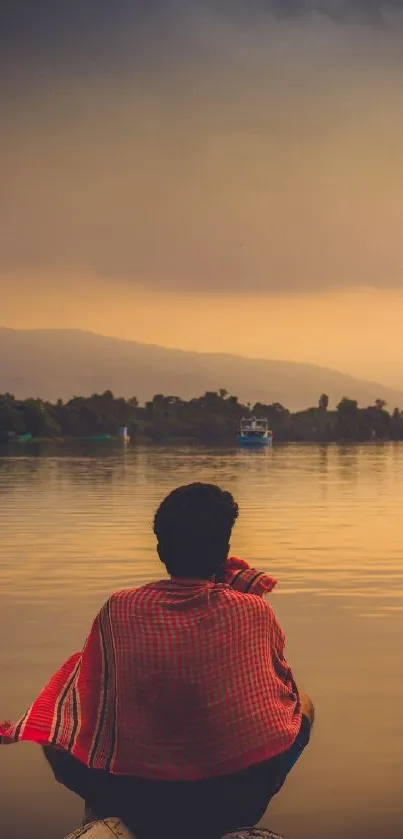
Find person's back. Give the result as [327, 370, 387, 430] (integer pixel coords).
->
[0, 483, 313, 838]
[95, 579, 300, 781]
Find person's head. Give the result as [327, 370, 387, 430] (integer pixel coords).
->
[153, 482, 239, 579]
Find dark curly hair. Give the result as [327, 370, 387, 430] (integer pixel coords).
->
[153, 482, 239, 579]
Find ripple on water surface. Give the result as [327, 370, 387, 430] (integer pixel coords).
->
[1, 445, 403, 839]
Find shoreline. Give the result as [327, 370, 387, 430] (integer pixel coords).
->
[1, 391, 403, 446]
[1, 436, 402, 448]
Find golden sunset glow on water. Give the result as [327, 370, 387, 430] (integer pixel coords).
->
[1, 446, 403, 838]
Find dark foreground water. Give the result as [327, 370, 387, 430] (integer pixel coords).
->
[0, 444, 403, 839]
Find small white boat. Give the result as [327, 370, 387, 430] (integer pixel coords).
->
[119, 426, 131, 445]
[237, 417, 273, 448]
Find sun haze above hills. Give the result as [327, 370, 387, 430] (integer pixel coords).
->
[1, 326, 402, 413]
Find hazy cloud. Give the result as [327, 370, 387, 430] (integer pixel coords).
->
[2, 1, 403, 294]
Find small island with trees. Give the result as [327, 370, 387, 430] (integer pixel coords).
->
[1, 389, 403, 445]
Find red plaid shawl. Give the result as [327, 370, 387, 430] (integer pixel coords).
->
[0, 558, 301, 780]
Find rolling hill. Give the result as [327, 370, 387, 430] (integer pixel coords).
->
[0, 326, 402, 412]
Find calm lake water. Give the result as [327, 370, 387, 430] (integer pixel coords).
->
[1, 444, 403, 839]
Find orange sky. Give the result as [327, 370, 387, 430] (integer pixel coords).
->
[2, 3, 403, 386]
[2, 275, 403, 385]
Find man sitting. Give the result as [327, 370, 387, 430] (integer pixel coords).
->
[0, 483, 313, 838]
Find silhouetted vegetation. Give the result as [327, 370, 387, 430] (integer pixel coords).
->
[0, 390, 403, 444]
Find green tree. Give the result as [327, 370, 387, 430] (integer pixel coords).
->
[337, 398, 358, 415]
[23, 399, 61, 437]
[0, 395, 25, 436]
[336, 398, 359, 441]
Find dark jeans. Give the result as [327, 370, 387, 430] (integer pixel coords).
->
[44, 716, 310, 839]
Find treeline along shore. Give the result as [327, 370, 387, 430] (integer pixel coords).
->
[1, 389, 403, 445]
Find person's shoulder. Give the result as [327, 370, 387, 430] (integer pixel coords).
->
[107, 587, 136, 603]
[225, 586, 282, 629]
[222, 585, 273, 613]
[106, 581, 164, 608]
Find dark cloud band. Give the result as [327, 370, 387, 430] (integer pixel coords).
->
[1, 0, 403, 294]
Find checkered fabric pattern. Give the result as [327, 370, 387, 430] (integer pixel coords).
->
[65, 819, 285, 839]
[0, 558, 301, 780]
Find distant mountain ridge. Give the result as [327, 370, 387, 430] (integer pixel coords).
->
[1, 326, 402, 412]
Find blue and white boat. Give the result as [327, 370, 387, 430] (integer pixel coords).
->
[237, 417, 273, 448]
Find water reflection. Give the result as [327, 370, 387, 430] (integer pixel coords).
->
[0, 444, 403, 839]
